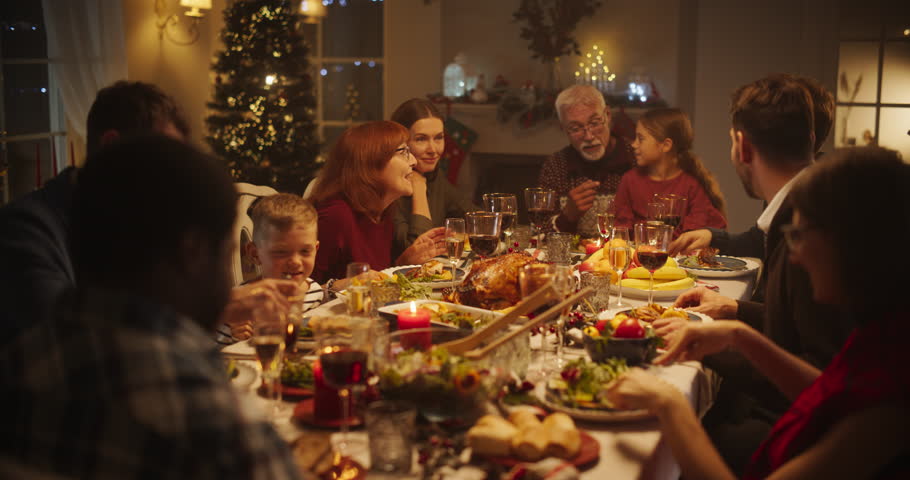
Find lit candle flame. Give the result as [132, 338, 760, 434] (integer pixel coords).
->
[409, 301, 417, 314]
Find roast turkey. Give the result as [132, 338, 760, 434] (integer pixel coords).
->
[445, 252, 543, 310]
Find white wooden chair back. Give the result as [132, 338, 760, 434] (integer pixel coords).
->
[232, 182, 279, 286]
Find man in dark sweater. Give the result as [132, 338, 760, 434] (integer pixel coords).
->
[538, 85, 635, 236]
[668, 74, 854, 475]
[0, 81, 189, 339]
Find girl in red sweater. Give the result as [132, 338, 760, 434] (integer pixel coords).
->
[614, 108, 727, 233]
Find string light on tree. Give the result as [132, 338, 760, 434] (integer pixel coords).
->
[574, 44, 616, 93]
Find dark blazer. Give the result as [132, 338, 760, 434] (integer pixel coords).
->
[704, 197, 856, 414]
[0, 168, 77, 339]
[708, 224, 765, 260]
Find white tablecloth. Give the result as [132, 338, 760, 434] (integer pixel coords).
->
[224, 261, 759, 479]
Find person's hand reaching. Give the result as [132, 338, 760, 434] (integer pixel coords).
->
[673, 287, 738, 319]
[397, 226, 446, 265]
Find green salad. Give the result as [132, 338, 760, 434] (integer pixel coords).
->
[280, 359, 315, 388]
[546, 357, 629, 409]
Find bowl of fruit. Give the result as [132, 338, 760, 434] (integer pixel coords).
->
[582, 314, 660, 366]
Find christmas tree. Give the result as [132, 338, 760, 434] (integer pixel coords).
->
[206, 0, 320, 194]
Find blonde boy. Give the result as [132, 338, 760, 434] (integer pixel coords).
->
[248, 193, 320, 287]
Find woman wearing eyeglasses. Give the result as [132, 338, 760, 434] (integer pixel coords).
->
[390, 98, 478, 255]
[308, 121, 445, 283]
[605, 147, 910, 479]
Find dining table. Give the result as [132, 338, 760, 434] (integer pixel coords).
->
[222, 256, 761, 479]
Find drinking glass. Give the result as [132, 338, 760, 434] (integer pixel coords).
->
[596, 212, 615, 246]
[545, 231, 573, 265]
[523, 187, 557, 247]
[252, 303, 287, 420]
[483, 193, 518, 246]
[654, 193, 687, 235]
[314, 315, 372, 455]
[346, 262, 373, 316]
[519, 263, 556, 380]
[366, 401, 416, 474]
[444, 218, 466, 280]
[465, 211, 502, 258]
[609, 227, 632, 308]
[634, 222, 673, 305]
[646, 202, 666, 225]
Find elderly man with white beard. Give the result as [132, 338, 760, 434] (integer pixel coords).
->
[538, 85, 635, 236]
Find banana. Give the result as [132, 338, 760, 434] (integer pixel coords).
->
[620, 276, 695, 291]
[625, 265, 687, 280]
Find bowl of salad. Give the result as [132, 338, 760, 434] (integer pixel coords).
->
[378, 327, 507, 426]
[582, 315, 661, 366]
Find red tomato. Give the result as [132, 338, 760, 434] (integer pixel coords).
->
[595, 318, 609, 332]
[613, 318, 645, 338]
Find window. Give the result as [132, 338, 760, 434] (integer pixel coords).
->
[835, 0, 910, 160]
[304, 0, 385, 153]
[0, 1, 67, 204]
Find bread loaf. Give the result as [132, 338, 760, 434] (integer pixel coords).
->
[543, 413, 581, 459]
[509, 409, 542, 431]
[467, 415, 519, 457]
[511, 424, 550, 461]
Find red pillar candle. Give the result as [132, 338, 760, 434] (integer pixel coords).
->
[398, 302, 431, 349]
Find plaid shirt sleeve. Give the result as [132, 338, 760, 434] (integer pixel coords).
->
[0, 289, 305, 480]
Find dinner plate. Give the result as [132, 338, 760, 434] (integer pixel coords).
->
[377, 299, 502, 330]
[382, 265, 467, 289]
[230, 363, 257, 392]
[616, 281, 695, 301]
[536, 389, 653, 423]
[678, 255, 760, 278]
[596, 308, 714, 323]
[483, 430, 600, 469]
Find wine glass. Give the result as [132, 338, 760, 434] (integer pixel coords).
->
[646, 202, 666, 225]
[314, 315, 372, 455]
[252, 303, 287, 420]
[609, 227, 632, 308]
[444, 218, 466, 280]
[654, 193, 687, 235]
[465, 211, 502, 258]
[634, 222, 673, 305]
[483, 193, 518, 248]
[551, 264, 575, 369]
[519, 263, 556, 380]
[523, 187, 557, 247]
[346, 262, 372, 317]
[596, 212, 615, 246]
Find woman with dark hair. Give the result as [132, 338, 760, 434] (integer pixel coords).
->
[613, 108, 727, 231]
[390, 98, 478, 253]
[605, 147, 910, 479]
[308, 121, 445, 284]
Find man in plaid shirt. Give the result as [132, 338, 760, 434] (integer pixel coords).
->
[0, 136, 305, 479]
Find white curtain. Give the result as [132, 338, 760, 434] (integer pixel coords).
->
[41, 0, 128, 153]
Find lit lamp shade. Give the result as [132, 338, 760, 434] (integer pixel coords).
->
[180, 0, 212, 18]
[300, 0, 327, 24]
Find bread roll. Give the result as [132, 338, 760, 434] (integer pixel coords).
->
[467, 416, 518, 457]
[511, 424, 550, 461]
[509, 409, 542, 431]
[542, 413, 581, 459]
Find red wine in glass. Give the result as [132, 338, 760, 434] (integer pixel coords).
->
[528, 208, 555, 229]
[661, 215, 682, 229]
[320, 349, 368, 389]
[469, 234, 499, 257]
[638, 250, 669, 271]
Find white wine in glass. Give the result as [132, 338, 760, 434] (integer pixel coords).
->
[444, 218, 466, 279]
[609, 227, 632, 308]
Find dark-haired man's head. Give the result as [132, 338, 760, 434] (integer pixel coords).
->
[794, 75, 835, 155]
[86, 81, 190, 156]
[729, 74, 816, 199]
[71, 135, 236, 329]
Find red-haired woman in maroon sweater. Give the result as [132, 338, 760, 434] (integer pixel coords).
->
[613, 108, 727, 233]
[308, 121, 444, 286]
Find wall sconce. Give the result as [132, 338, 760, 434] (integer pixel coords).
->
[155, 0, 212, 45]
[299, 0, 328, 24]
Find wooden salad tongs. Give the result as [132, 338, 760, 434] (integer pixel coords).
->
[463, 286, 593, 360]
[437, 283, 561, 356]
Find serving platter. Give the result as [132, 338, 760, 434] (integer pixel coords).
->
[377, 299, 502, 330]
[382, 265, 467, 288]
[596, 308, 713, 323]
[483, 430, 601, 468]
[616, 282, 695, 301]
[678, 255, 760, 278]
[536, 389, 653, 423]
